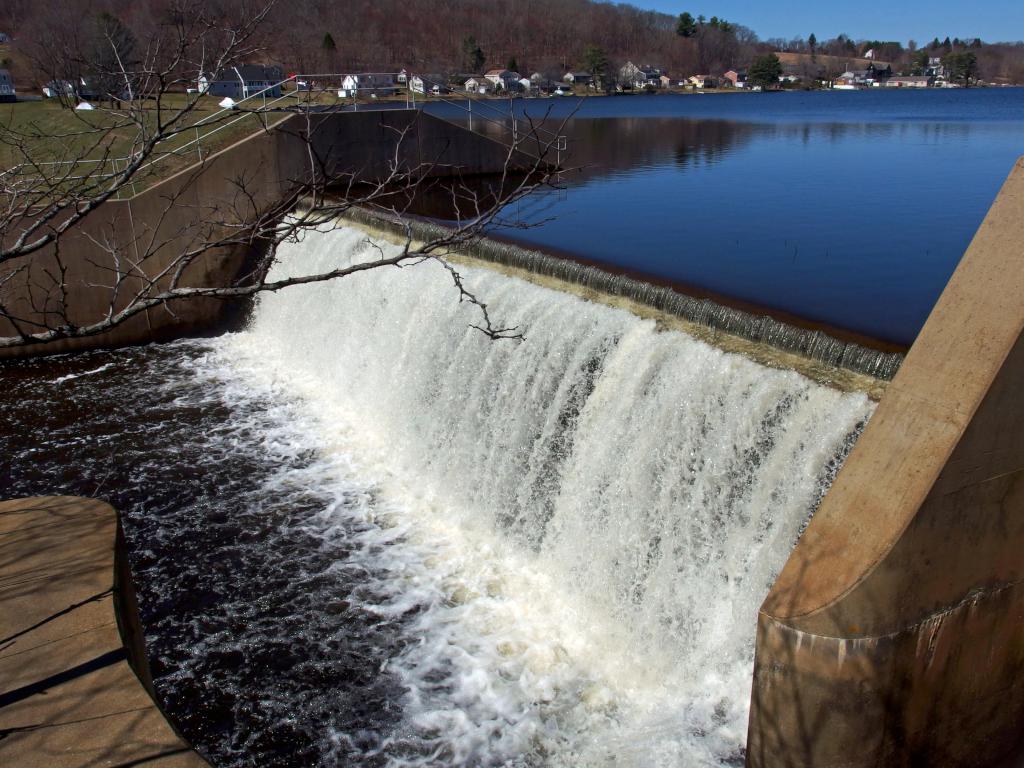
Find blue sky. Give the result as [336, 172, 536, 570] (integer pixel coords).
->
[641, 1, 1024, 44]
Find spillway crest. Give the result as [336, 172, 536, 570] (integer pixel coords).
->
[212, 223, 876, 765]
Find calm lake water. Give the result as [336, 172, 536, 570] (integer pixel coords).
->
[426, 89, 1024, 345]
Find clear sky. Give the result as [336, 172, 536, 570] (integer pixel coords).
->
[641, 1, 1024, 45]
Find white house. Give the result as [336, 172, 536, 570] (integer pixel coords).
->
[517, 77, 533, 92]
[484, 69, 521, 90]
[0, 69, 15, 102]
[410, 74, 445, 94]
[203, 65, 283, 100]
[620, 62, 663, 89]
[42, 80, 75, 99]
[339, 74, 395, 97]
[397, 69, 408, 84]
[463, 77, 492, 94]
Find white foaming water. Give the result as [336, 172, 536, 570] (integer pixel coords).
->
[214, 224, 875, 766]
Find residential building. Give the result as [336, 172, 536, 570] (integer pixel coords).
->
[834, 63, 891, 89]
[0, 69, 15, 102]
[834, 71, 860, 89]
[562, 71, 592, 86]
[42, 80, 75, 99]
[410, 74, 445, 94]
[659, 74, 673, 88]
[339, 73, 395, 97]
[397, 69, 408, 84]
[723, 70, 748, 88]
[886, 75, 934, 88]
[688, 75, 716, 89]
[620, 62, 664, 89]
[202, 65, 283, 100]
[463, 77, 493, 94]
[484, 69, 522, 90]
[926, 56, 945, 77]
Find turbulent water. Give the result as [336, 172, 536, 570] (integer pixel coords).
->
[2, 223, 875, 766]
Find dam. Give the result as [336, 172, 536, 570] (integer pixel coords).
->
[3, 92, 1024, 767]
[3, 221, 875, 765]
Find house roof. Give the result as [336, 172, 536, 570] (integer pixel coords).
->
[213, 64, 282, 82]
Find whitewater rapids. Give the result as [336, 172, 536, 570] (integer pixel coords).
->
[217, 223, 874, 766]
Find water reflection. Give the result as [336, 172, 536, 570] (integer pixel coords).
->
[422, 92, 1022, 345]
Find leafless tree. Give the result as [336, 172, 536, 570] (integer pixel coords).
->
[0, 0, 569, 351]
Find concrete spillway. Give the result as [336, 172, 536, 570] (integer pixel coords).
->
[748, 157, 1024, 768]
[212, 221, 876, 764]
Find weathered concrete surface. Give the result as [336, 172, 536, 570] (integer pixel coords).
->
[747, 157, 1024, 767]
[0, 496, 206, 767]
[0, 109, 535, 359]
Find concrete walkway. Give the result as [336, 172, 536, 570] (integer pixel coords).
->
[0, 496, 206, 767]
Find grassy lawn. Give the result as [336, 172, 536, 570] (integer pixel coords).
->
[0, 94, 286, 192]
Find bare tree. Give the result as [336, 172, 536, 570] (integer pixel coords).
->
[0, 0, 568, 351]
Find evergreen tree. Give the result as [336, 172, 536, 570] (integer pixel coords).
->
[942, 50, 978, 86]
[911, 49, 929, 75]
[507, 56, 519, 72]
[461, 35, 485, 72]
[748, 53, 782, 90]
[582, 44, 610, 88]
[808, 32, 817, 58]
[322, 32, 336, 52]
[676, 12, 696, 37]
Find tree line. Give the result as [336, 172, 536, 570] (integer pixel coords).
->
[1, 0, 1022, 88]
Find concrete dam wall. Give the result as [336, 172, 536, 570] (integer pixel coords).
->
[4, 94, 1024, 766]
[0, 109, 537, 359]
[747, 157, 1024, 768]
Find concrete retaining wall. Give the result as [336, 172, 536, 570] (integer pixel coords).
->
[0, 109, 534, 359]
[0, 496, 206, 766]
[747, 157, 1024, 767]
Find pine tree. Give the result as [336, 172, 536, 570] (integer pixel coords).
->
[676, 12, 696, 38]
[748, 53, 782, 90]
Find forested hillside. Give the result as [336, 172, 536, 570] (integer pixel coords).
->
[1, 0, 1022, 86]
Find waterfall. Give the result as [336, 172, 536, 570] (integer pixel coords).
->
[341, 208, 905, 380]
[222, 223, 875, 766]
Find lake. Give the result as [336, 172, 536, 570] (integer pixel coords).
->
[425, 88, 1024, 346]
